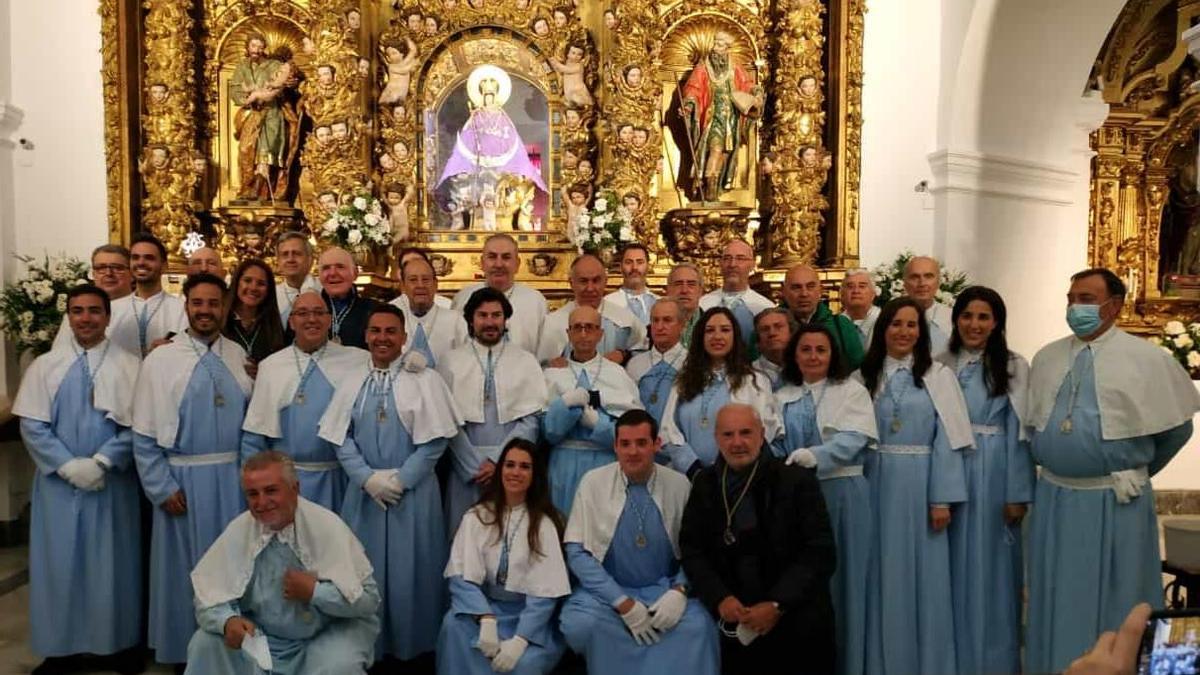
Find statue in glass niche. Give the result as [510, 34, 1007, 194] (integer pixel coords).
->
[230, 34, 300, 202]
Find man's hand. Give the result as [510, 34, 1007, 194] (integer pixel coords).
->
[603, 349, 625, 365]
[560, 387, 589, 408]
[1004, 503, 1028, 526]
[364, 470, 403, 510]
[162, 490, 188, 516]
[146, 337, 171, 354]
[223, 616, 256, 650]
[282, 569, 317, 603]
[474, 460, 496, 485]
[618, 600, 660, 645]
[648, 588, 688, 632]
[579, 406, 600, 429]
[742, 602, 781, 635]
[929, 506, 951, 532]
[717, 595, 748, 624]
[545, 356, 568, 369]
[1064, 603, 1151, 675]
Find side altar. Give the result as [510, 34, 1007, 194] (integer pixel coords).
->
[99, 0, 866, 297]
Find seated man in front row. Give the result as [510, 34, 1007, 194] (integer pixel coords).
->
[560, 409, 720, 674]
[185, 451, 380, 674]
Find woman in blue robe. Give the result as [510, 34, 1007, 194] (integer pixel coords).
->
[858, 298, 972, 675]
[772, 324, 876, 675]
[940, 286, 1034, 675]
[661, 307, 779, 476]
[438, 439, 570, 675]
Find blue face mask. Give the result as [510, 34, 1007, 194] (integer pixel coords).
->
[1066, 303, 1104, 337]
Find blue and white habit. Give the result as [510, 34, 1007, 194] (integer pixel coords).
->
[13, 336, 144, 659]
[660, 369, 781, 473]
[560, 463, 719, 675]
[453, 282, 547, 356]
[536, 299, 647, 365]
[625, 342, 686, 427]
[698, 288, 774, 347]
[391, 298, 468, 369]
[133, 332, 254, 664]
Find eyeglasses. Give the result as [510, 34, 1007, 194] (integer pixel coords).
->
[720, 255, 754, 264]
[92, 264, 129, 274]
[568, 323, 602, 334]
[291, 309, 331, 319]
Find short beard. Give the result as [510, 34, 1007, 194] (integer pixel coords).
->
[709, 52, 730, 73]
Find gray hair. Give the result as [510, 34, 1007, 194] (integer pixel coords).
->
[92, 243, 130, 262]
[276, 231, 313, 256]
[241, 450, 299, 485]
[902, 255, 940, 276]
[652, 295, 688, 322]
[667, 262, 705, 287]
[843, 267, 871, 280]
[754, 306, 797, 332]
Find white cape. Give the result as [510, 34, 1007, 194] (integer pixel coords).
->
[318, 356, 463, 447]
[1027, 328, 1200, 440]
[242, 343, 368, 438]
[659, 370, 783, 445]
[438, 340, 546, 425]
[626, 343, 687, 382]
[536, 299, 647, 364]
[935, 349, 1031, 441]
[543, 354, 642, 415]
[564, 463, 692, 564]
[775, 377, 879, 444]
[444, 503, 571, 598]
[390, 301, 469, 365]
[13, 337, 140, 427]
[192, 497, 375, 608]
[132, 333, 254, 448]
[699, 288, 775, 315]
[855, 359, 975, 450]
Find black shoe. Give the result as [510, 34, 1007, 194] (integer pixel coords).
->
[92, 648, 146, 675]
[172, 663, 187, 675]
[30, 656, 82, 675]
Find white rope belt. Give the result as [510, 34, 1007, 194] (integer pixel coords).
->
[820, 465, 864, 480]
[168, 451, 237, 467]
[1040, 466, 1149, 505]
[293, 460, 340, 472]
[971, 424, 1003, 436]
[876, 444, 931, 455]
[559, 439, 605, 451]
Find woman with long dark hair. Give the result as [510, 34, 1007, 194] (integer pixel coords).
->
[438, 438, 569, 675]
[940, 286, 1033, 675]
[858, 297, 973, 675]
[773, 324, 877, 675]
[660, 307, 780, 477]
[223, 258, 285, 377]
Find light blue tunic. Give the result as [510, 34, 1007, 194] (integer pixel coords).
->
[773, 390, 872, 675]
[559, 484, 719, 674]
[336, 382, 449, 661]
[409, 323, 437, 368]
[241, 366, 347, 512]
[665, 375, 733, 472]
[1025, 348, 1193, 674]
[20, 357, 143, 657]
[947, 360, 1034, 675]
[636, 359, 679, 428]
[436, 573, 564, 675]
[134, 352, 248, 664]
[445, 376, 539, 539]
[542, 369, 617, 515]
[864, 368, 967, 675]
[185, 539, 381, 675]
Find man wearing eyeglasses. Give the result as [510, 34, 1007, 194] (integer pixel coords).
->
[51, 244, 138, 354]
[241, 291, 367, 512]
[699, 240, 774, 346]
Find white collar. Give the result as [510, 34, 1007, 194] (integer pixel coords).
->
[133, 289, 167, 303]
[884, 354, 914, 378]
[651, 342, 685, 365]
[802, 378, 827, 397]
[956, 348, 983, 371]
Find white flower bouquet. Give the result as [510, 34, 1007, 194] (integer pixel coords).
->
[871, 249, 971, 307]
[318, 189, 391, 254]
[568, 189, 636, 260]
[1150, 320, 1200, 379]
[0, 254, 90, 355]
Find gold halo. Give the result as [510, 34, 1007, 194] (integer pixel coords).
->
[466, 65, 513, 107]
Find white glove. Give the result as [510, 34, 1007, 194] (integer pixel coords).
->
[619, 600, 661, 645]
[58, 457, 106, 491]
[490, 636, 528, 672]
[579, 406, 600, 429]
[785, 447, 818, 469]
[364, 470, 403, 509]
[403, 351, 428, 373]
[476, 616, 500, 658]
[561, 387, 590, 408]
[648, 588, 688, 632]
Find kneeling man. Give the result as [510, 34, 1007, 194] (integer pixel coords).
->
[560, 410, 719, 674]
[185, 451, 380, 674]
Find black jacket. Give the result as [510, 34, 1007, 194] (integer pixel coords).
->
[284, 289, 375, 349]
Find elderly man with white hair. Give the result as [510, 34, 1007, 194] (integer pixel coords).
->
[538, 254, 645, 366]
[838, 268, 880, 347]
[185, 451, 380, 674]
[316, 247, 376, 349]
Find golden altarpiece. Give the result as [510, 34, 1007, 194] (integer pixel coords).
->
[99, 0, 865, 297]
[1090, 0, 1200, 332]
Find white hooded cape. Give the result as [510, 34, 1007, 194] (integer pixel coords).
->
[775, 377, 879, 444]
[242, 342, 368, 438]
[543, 354, 642, 415]
[563, 463, 692, 564]
[13, 337, 140, 427]
[444, 503, 571, 598]
[437, 340, 546, 425]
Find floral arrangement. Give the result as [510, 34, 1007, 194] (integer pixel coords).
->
[318, 188, 391, 254]
[871, 249, 971, 307]
[0, 254, 90, 356]
[1152, 321, 1200, 377]
[568, 189, 635, 259]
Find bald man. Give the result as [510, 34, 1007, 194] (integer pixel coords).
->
[699, 240, 773, 347]
[538, 254, 646, 366]
[186, 247, 226, 280]
[781, 265, 864, 369]
[309, 247, 375, 349]
[903, 256, 952, 353]
[452, 234, 548, 355]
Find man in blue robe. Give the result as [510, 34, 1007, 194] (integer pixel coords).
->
[185, 451, 380, 674]
[698, 240, 774, 349]
[319, 304, 462, 669]
[626, 298, 687, 426]
[537, 254, 646, 366]
[560, 409, 720, 675]
[391, 256, 466, 369]
[134, 273, 253, 668]
[242, 291, 366, 511]
[15, 284, 144, 675]
[1025, 268, 1200, 673]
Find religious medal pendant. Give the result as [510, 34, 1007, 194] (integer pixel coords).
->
[701, 417, 709, 428]
[331, 335, 342, 345]
[891, 417, 902, 433]
[295, 392, 306, 405]
[496, 569, 507, 585]
[722, 527, 736, 546]
[1060, 417, 1073, 434]
[377, 405, 387, 423]
[214, 394, 225, 408]
[636, 532, 648, 548]
[649, 393, 658, 404]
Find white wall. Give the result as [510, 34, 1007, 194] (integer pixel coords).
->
[8, 0, 108, 263]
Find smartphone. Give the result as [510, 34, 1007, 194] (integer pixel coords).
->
[588, 390, 602, 410]
[1137, 609, 1200, 674]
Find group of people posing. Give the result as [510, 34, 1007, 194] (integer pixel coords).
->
[13, 229, 1200, 675]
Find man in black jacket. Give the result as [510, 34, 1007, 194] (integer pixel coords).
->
[315, 247, 375, 349]
[680, 402, 836, 674]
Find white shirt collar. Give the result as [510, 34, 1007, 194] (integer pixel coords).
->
[802, 378, 827, 397]
[884, 354, 914, 379]
[956, 348, 983, 371]
[651, 342, 685, 365]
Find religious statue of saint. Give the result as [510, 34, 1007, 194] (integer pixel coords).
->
[230, 34, 300, 202]
[679, 30, 764, 202]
